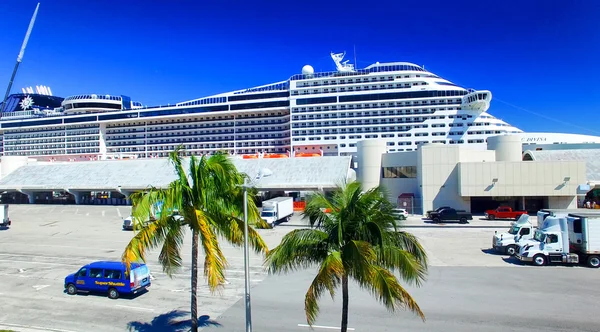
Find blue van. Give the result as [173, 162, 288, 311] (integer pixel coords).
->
[64, 261, 151, 299]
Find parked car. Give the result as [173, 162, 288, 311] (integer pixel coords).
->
[64, 261, 151, 299]
[485, 206, 527, 220]
[392, 208, 409, 220]
[429, 208, 473, 224]
[122, 216, 135, 230]
[426, 206, 452, 219]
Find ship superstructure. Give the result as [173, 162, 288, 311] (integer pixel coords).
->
[0, 52, 589, 162]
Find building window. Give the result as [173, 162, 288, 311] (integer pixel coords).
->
[382, 166, 417, 178]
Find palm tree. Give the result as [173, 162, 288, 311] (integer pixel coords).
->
[122, 148, 269, 332]
[265, 182, 428, 332]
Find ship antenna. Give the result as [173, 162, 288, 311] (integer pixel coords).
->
[0, 3, 40, 114]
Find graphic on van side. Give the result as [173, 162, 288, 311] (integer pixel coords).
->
[95, 281, 126, 287]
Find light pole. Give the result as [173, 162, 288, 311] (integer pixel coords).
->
[242, 167, 272, 332]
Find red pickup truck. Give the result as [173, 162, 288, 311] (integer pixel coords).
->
[485, 207, 527, 220]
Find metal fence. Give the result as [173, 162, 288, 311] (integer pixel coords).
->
[397, 196, 423, 215]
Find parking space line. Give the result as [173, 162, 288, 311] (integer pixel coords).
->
[298, 324, 355, 330]
[116, 208, 122, 217]
[223, 277, 264, 282]
[0, 322, 79, 332]
[0, 259, 80, 266]
[114, 304, 154, 312]
[0, 242, 124, 249]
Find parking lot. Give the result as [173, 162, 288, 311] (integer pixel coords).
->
[0, 205, 598, 332]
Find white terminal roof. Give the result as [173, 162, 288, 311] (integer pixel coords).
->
[524, 149, 600, 183]
[0, 156, 354, 192]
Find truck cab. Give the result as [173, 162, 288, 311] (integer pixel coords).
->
[517, 218, 570, 266]
[492, 214, 532, 255]
[0, 204, 11, 227]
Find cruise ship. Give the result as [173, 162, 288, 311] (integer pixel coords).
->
[1, 53, 599, 162]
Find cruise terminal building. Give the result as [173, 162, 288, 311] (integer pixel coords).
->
[0, 133, 597, 215]
[357, 134, 595, 214]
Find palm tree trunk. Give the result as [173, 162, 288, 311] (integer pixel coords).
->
[191, 230, 199, 332]
[341, 274, 349, 332]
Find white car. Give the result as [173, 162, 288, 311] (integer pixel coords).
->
[392, 208, 409, 220]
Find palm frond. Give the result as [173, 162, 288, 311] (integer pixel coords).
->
[362, 221, 384, 248]
[168, 145, 190, 187]
[243, 190, 271, 229]
[265, 229, 329, 274]
[364, 265, 425, 321]
[121, 221, 166, 272]
[157, 216, 186, 276]
[195, 209, 227, 292]
[304, 251, 344, 326]
[302, 192, 335, 228]
[388, 231, 429, 267]
[376, 245, 427, 286]
[234, 217, 269, 254]
[212, 214, 269, 254]
[342, 240, 376, 285]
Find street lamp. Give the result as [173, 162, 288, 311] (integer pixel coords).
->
[242, 167, 272, 332]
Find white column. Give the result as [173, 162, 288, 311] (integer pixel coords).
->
[356, 140, 387, 191]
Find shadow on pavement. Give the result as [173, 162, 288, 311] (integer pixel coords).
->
[127, 310, 221, 332]
[481, 248, 505, 256]
[501, 256, 526, 266]
[0, 226, 9, 231]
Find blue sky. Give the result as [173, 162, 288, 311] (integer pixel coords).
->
[0, 0, 598, 135]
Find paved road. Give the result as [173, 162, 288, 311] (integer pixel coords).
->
[0, 205, 597, 332]
[0, 205, 285, 332]
[205, 266, 600, 332]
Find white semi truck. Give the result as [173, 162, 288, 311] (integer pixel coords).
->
[492, 214, 533, 255]
[516, 213, 600, 268]
[493, 209, 599, 255]
[260, 197, 294, 227]
[0, 204, 11, 227]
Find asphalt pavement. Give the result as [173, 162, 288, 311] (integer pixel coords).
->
[0, 205, 597, 332]
[205, 266, 600, 332]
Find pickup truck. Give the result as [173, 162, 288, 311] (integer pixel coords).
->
[426, 206, 451, 219]
[485, 207, 527, 220]
[429, 208, 473, 224]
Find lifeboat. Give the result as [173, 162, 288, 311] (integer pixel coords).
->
[263, 153, 288, 159]
[295, 153, 321, 157]
[242, 154, 259, 159]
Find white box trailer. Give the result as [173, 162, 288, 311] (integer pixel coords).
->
[0, 204, 11, 227]
[261, 197, 294, 227]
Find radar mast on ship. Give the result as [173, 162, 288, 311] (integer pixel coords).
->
[331, 52, 356, 73]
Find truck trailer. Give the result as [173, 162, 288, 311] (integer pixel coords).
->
[516, 213, 600, 268]
[260, 197, 294, 227]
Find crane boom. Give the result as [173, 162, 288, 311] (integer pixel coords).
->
[0, 3, 40, 114]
